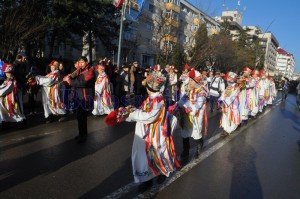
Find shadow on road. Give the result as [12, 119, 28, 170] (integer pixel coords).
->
[79, 158, 133, 199]
[228, 132, 263, 199]
[0, 122, 134, 193]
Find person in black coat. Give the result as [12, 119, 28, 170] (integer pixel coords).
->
[63, 56, 95, 143]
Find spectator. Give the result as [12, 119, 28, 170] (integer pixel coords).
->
[26, 66, 39, 114]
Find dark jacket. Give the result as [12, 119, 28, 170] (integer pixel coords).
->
[69, 65, 95, 109]
[13, 60, 27, 91]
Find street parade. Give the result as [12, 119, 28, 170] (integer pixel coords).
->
[1, 55, 294, 193]
[1, 0, 300, 198]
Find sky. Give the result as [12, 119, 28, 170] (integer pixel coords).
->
[189, 0, 300, 73]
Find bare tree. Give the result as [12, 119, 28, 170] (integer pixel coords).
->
[0, 0, 47, 61]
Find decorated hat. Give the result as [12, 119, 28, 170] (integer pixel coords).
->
[227, 72, 237, 81]
[3, 63, 14, 73]
[49, 60, 59, 68]
[169, 65, 175, 70]
[153, 64, 161, 71]
[243, 67, 252, 74]
[259, 69, 265, 77]
[189, 68, 202, 83]
[145, 71, 166, 92]
[251, 70, 259, 76]
[184, 64, 189, 70]
[96, 61, 106, 70]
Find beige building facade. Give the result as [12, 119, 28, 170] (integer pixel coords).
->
[120, 0, 221, 66]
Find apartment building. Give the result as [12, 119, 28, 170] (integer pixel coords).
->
[276, 47, 295, 80]
[120, 0, 221, 66]
[215, 10, 243, 41]
[258, 32, 279, 75]
[215, 9, 281, 76]
[42, 0, 221, 66]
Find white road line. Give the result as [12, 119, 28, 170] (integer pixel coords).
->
[104, 102, 279, 199]
[0, 130, 61, 145]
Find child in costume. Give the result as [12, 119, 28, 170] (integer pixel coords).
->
[0, 64, 25, 129]
[92, 61, 114, 115]
[36, 60, 66, 123]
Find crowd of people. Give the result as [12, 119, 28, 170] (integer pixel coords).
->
[0, 53, 294, 192]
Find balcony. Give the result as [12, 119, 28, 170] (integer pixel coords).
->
[129, 0, 140, 11]
[193, 18, 203, 25]
[211, 29, 219, 35]
[165, 18, 179, 28]
[165, 2, 180, 13]
[163, 34, 177, 43]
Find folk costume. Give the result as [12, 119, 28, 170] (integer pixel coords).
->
[257, 70, 270, 112]
[92, 64, 114, 115]
[167, 66, 178, 103]
[36, 60, 66, 122]
[104, 71, 179, 189]
[201, 71, 208, 87]
[267, 77, 277, 105]
[0, 64, 25, 124]
[238, 67, 256, 121]
[249, 70, 260, 117]
[219, 72, 240, 135]
[179, 64, 190, 98]
[171, 68, 208, 158]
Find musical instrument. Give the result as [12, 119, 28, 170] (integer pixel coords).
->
[105, 105, 136, 126]
[237, 77, 247, 89]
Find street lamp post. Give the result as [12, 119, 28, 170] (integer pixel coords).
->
[117, 0, 127, 69]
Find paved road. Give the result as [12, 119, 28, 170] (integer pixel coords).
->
[0, 95, 299, 199]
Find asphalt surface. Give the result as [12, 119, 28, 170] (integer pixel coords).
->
[0, 94, 299, 199]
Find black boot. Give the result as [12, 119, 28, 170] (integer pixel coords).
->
[195, 138, 204, 158]
[45, 115, 54, 123]
[138, 179, 153, 193]
[157, 174, 166, 184]
[180, 138, 190, 159]
[1, 121, 10, 131]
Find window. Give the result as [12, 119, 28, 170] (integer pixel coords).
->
[149, 4, 155, 13]
[146, 38, 152, 47]
[142, 55, 153, 66]
[124, 31, 137, 41]
[193, 25, 199, 31]
[186, 37, 189, 43]
[168, 0, 180, 5]
[54, 45, 59, 55]
[146, 22, 153, 30]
